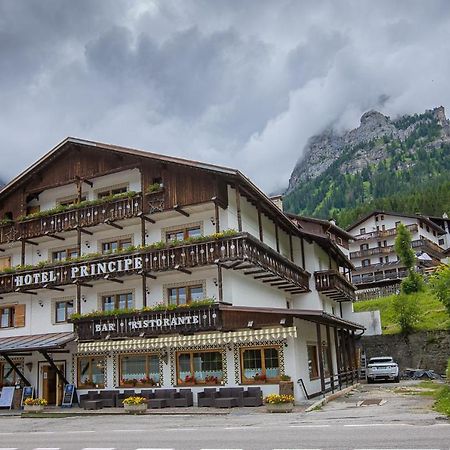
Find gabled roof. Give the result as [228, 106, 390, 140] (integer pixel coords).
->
[0, 137, 302, 236]
[346, 210, 446, 235]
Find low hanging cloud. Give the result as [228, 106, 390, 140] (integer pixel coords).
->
[1, 0, 450, 193]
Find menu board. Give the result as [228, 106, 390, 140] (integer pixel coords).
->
[61, 384, 75, 407]
[21, 386, 34, 406]
[0, 387, 15, 409]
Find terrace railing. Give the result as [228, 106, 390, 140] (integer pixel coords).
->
[314, 269, 356, 302]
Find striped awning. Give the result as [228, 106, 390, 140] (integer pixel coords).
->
[0, 332, 76, 353]
[77, 326, 297, 353]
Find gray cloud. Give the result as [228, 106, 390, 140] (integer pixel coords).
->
[1, 0, 450, 193]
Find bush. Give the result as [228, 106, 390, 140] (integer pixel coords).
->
[393, 293, 420, 334]
[447, 358, 450, 383]
[429, 264, 450, 316]
[401, 272, 424, 294]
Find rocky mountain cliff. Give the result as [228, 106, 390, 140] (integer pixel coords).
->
[287, 106, 450, 192]
[284, 106, 450, 227]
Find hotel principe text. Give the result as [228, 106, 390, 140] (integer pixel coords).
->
[0, 138, 363, 407]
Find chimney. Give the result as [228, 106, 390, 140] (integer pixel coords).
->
[270, 195, 283, 211]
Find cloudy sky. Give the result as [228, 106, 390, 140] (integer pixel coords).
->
[1, 0, 449, 193]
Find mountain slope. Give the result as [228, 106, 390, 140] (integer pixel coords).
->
[284, 107, 450, 228]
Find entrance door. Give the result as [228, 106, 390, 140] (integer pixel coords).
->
[41, 364, 64, 406]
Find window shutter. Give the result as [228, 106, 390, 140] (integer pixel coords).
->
[14, 304, 26, 327]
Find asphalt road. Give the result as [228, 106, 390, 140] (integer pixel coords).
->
[0, 381, 448, 450]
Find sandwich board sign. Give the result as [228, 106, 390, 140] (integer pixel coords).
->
[61, 384, 75, 407]
[0, 387, 15, 409]
[21, 386, 34, 407]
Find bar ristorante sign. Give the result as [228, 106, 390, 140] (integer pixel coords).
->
[74, 305, 221, 341]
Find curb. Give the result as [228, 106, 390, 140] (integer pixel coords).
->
[305, 383, 360, 412]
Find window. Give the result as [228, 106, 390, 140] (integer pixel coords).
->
[0, 362, 23, 388]
[52, 248, 78, 262]
[77, 356, 105, 388]
[439, 238, 445, 246]
[395, 221, 401, 228]
[176, 350, 223, 385]
[385, 256, 389, 263]
[102, 292, 133, 311]
[101, 237, 132, 253]
[0, 307, 14, 328]
[168, 285, 203, 306]
[359, 228, 366, 234]
[426, 226, 430, 232]
[55, 300, 74, 323]
[240, 346, 280, 383]
[379, 257, 383, 264]
[360, 243, 369, 251]
[383, 240, 387, 247]
[433, 230, 436, 236]
[377, 241, 382, 248]
[337, 237, 343, 245]
[362, 259, 370, 267]
[166, 226, 202, 242]
[0, 256, 11, 272]
[420, 222, 424, 228]
[375, 216, 379, 222]
[381, 215, 384, 220]
[119, 354, 160, 387]
[307, 345, 319, 379]
[97, 186, 128, 199]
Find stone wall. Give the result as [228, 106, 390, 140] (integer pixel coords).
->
[360, 330, 450, 375]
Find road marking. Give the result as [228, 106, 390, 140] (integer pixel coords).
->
[164, 428, 198, 431]
[0, 448, 18, 450]
[34, 448, 60, 450]
[136, 448, 174, 450]
[290, 424, 330, 428]
[67, 430, 96, 434]
[344, 423, 410, 427]
[81, 448, 115, 450]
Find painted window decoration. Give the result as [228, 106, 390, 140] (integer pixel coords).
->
[101, 237, 132, 254]
[241, 346, 280, 383]
[168, 285, 204, 306]
[176, 351, 223, 385]
[0, 307, 14, 328]
[55, 300, 74, 323]
[77, 356, 105, 388]
[307, 344, 319, 380]
[97, 186, 128, 199]
[102, 292, 133, 311]
[166, 226, 202, 242]
[52, 248, 79, 262]
[0, 362, 23, 388]
[119, 354, 160, 387]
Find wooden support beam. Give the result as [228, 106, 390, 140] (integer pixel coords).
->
[235, 186, 242, 232]
[43, 285, 65, 292]
[14, 289, 37, 295]
[212, 197, 220, 233]
[104, 274, 124, 284]
[257, 207, 263, 242]
[77, 227, 93, 236]
[73, 281, 93, 288]
[137, 270, 157, 279]
[243, 269, 265, 275]
[326, 325, 335, 393]
[39, 350, 70, 386]
[289, 233, 294, 262]
[301, 237, 306, 269]
[232, 263, 254, 270]
[275, 223, 280, 253]
[253, 273, 274, 279]
[76, 175, 94, 188]
[104, 219, 123, 230]
[137, 212, 155, 224]
[174, 204, 190, 217]
[316, 323, 326, 395]
[21, 239, 25, 265]
[224, 260, 243, 270]
[142, 273, 147, 308]
[0, 248, 5, 252]
[76, 283, 81, 314]
[217, 264, 223, 303]
[262, 277, 282, 284]
[174, 265, 191, 275]
[334, 326, 342, 390]
[270, 281, 292, 287]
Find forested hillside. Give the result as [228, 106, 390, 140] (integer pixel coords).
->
[284, 108, 450, 228]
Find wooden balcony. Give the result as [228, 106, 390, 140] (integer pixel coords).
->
[314, 270, 356, 302]
[349, 245, 394, 259]
[411, 238, 444, 259]
[0, 194, 145, 245]
[352, 268, 408, 286]
[353, 223, 418, 240]
[0, 233, 309, 295]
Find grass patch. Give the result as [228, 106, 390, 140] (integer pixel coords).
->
[354, 288, 450, 334]
[434, 385, 450, 417]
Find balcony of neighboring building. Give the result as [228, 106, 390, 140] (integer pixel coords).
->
[352, 223, 418, 240]
[351, 262, 408, 287]
[349, 244, 394, 259]
[314, 269, 356, 302]
[0, 232, 310, 296]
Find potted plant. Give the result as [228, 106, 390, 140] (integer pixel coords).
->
[253, 373, 266, 383]
[279, 374, 294, 396]
[264, 394, 295, 413]
[23, 398, 48, 412]
[122, 396, 147, 414]
[183, 375, 196, 385]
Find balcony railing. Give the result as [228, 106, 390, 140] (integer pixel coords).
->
[349, 245, 394, 259]
[352, 268, 408, 285]
[411, 238, 444, 259]
[314, 270, 356, 302]
[353, 223, 418, 240]
[0, 194, 146, 245]
[0, 233, 309, 294]
[73, 304, 221, 341]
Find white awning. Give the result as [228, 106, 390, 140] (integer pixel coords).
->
[77, 326, 297, 353]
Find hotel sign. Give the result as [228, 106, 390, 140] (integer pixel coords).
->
[13, 255, 144, 288]
[74, 306, 221, 341]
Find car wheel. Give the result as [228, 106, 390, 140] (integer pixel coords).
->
[394, 376, 400, 383]
[367, 378, 373, 384]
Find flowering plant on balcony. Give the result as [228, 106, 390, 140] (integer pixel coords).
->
[205, 375, 219, 384]
[24, 398, 48, 406]
[139, 376, 157, 386]
[264, 394, 294, 404]
[184, 375, 196, 383]
[122, 396, 147, 405]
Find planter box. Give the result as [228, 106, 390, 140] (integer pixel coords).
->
[266, 402, 294, 413]
[24, 405, 45, 412]
[279, 381, 294, 396]
[124, 403, 147, 414]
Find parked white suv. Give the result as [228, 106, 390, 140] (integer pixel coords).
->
[367, 356, 399, 383]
